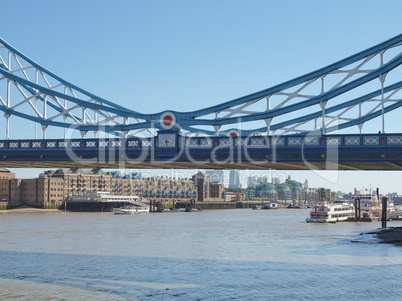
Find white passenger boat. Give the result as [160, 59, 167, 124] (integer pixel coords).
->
[351, 194, 394, 217]
[306, 202, 354, 223]
[113, 205, 149, 215]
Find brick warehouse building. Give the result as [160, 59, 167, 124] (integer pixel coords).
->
[192, 171, 226, 202]
[0, 168, 64, 208]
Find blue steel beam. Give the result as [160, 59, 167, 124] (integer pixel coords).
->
[180, 79, 402, 136]
[2, 55, 401, 132]
[182, 55, 402, 126]
[270, 80, 402, 132]
[0, 37, 139, 114]
[0, 67, 146, 118]
[325, 100, 402, 133]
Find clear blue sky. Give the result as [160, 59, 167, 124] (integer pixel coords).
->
[1, 0, 402, 194]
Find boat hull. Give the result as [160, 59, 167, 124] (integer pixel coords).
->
[305, 217, 349, 223]
[113, 206, 149, 214]
[113, 208, 136, 214]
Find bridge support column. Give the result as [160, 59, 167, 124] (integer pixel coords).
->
[264, 118, 272, 136]
[379, 64, 387, 134]
[42, 125, 48, 139]
[382, 197, 387, 228]
[4, 114, 10, 140]
[354, 198, 361, 222]
[320, 101, 327, 134]
[150, 200, 156, 212]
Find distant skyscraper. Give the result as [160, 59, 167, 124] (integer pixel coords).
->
[304, 179, 309, 188]
[229, 170, 241, 188]
[248, 175, 263, 187]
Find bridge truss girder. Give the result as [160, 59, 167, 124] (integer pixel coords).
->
[0, 35, 402, 139]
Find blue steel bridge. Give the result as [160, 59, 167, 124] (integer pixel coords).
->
[0, 35, 402, 170]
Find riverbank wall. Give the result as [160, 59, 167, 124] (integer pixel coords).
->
[195, 202, 237, 210]
[1, 201, 295, 212]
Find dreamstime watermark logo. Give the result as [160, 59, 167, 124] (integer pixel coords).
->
[206, 169, 289, 186]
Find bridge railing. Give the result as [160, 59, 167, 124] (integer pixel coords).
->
[1, 133, 402, 151]
[0, 138, 153, 150]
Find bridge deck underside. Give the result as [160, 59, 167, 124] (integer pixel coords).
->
[1, 159, 402, 170]
[1, 135, 402, 170]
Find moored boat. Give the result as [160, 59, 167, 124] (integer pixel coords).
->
[113, 205, 149, 214]
[352, 194, 394, 218]
[134, 206, 150, 214]
[306, 202, 354, 223]
[262, 203, 278, 209]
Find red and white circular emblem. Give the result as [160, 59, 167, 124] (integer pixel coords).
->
[160, 111, 176, 129]
[227, 130, 239, 137]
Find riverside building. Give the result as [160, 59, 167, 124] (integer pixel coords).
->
[0, 168, 65, 209]
[192, 171, 225, 202]
[0, 168, 226, 209]
[245, 176, 303, 205]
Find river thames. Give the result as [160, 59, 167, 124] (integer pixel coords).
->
[1, 208, 401, 300]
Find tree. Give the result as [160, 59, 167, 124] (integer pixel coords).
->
[319, 188, 329, 201]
